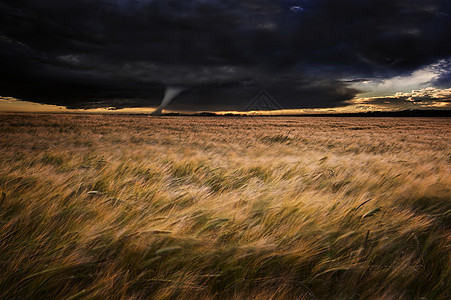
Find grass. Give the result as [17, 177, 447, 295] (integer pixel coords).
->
[0, 113, 449, 299]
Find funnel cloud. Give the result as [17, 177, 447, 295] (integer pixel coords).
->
[152, 86, 186, 115]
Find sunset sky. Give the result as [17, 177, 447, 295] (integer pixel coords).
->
[1, 0, 450, 113]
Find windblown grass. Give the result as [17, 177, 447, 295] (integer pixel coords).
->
[0, 113, 449, 299]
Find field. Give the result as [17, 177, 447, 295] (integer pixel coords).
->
[0, 113, 449, 299]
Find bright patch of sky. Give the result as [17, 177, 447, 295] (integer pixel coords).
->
[353, 59, 451, 98]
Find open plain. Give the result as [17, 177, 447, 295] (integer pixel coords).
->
[0, 114, 449, 299]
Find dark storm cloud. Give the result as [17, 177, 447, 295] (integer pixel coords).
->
[432, 60, 451, 88]
[0, 0, 450, 110]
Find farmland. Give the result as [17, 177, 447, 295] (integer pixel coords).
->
[0, 113, 449, 299]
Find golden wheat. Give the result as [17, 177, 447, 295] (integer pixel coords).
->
[0, 113, 449, 299]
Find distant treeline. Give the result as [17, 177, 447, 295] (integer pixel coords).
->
[163, 110, 451, 117]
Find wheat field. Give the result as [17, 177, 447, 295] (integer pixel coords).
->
[0, 113, 449, 299]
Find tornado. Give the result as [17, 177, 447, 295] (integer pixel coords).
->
[151, 86, 186, 115]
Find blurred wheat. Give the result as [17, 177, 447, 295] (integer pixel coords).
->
[0, 113, 449, 299]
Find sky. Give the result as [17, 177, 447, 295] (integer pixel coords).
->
[0, 0, 450, 113]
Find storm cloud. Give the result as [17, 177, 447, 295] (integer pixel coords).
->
[0, 0, 450, 111]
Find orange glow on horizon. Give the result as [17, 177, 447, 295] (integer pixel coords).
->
[1, 95, 448, 115]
